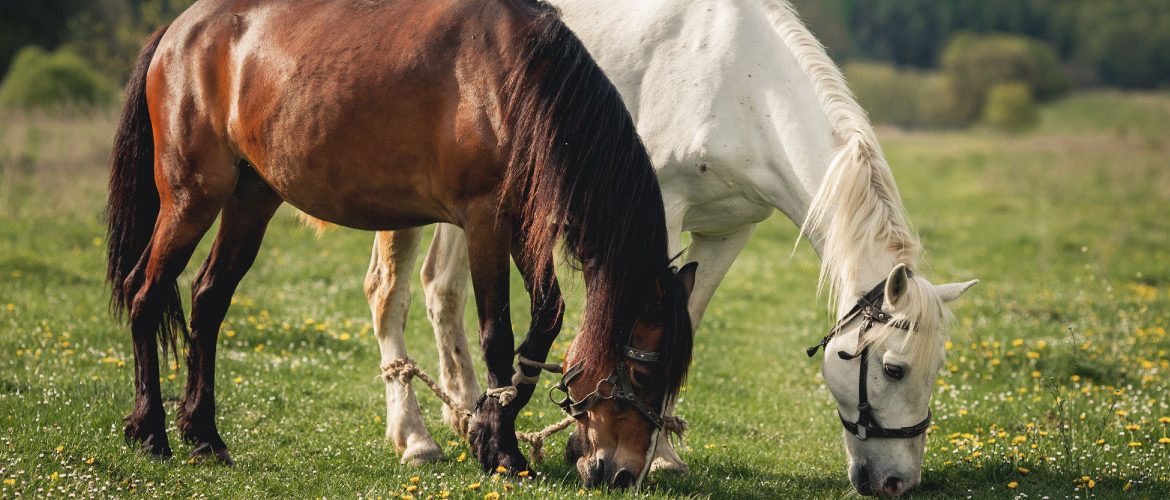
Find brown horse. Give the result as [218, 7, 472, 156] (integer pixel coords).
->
[105, 0, 695, 487]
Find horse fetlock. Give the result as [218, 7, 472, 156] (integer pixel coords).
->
[468, 398, 528, 473]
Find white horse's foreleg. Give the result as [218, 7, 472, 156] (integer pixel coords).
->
[683, 224, 756, 328]
[420, 223, 481, 435]
[651, 223, 754, 474]
[366, 229, 443, 465]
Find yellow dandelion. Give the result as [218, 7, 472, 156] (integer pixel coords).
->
[522, 411, 534, 417]
[447, 440, 459, 447]
[1158, 437, 1170, 444]
[1128, 441, 1142, 447]
[405, 485, 418, 493]
[85, 457, 94, 465]
[495, 465, 507, 474]
[1026, 351, 1040, 360]
[410, 476, 420, 484]
[517, 470, 529, 478]
[1126, 424, 1140, 431]
[339, 333, 351, 341]
[1031, 371, 1041, 378]
[1007, 481, 1018, 489]
[440, 491, 450, 498]
[3, 478, 15, 486]
[50, 472, 59, 481]
[55, 445, 63, 453]
[1096, 439, 1106, 445]
[483, 492, 500, 500]
[1116, 410, 1129, 416]
[467, 482, 481, 490]
[1070, 374, 1081, 382]
[1124, 481, 1133, 492]
[1011, 339, 1024, 347]
[5, 304, 13, 312]
[233, 376, 243, 384]
[1159, 416, 1170, 424]
[457, 452, 467, 462]
[1018, 466, 1030, 475]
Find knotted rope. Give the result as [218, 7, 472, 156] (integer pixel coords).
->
[382, 357, 639, 462]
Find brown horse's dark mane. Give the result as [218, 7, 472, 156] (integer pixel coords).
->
[500, 0, 691, 401]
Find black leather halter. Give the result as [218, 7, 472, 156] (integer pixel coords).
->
[807, 279, 932, 440]
[550, 345, 667, 429]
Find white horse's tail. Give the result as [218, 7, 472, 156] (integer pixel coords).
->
[761, 1, 920, 301]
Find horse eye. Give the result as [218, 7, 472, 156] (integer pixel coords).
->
[631, 370, 658, 388]
[883, 364, 905, 381]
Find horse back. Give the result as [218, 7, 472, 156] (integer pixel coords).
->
[145, 0, 536, 229]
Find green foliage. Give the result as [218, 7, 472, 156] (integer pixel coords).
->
[845, 62, 961, 129]
[793, 0, 1170, 89]
[0, 46, 116, 109]
[0, 0, 88, 76]
[983, 82, 1038, 131]
[941, 33, 1068, 123]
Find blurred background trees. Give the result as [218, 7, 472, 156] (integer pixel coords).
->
[0, 0, 1167, 129]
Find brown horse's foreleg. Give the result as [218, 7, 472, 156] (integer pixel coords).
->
[178, 171, 280, 465]
[125, 191, 229, 458]
[506, 228, 564, 410]
[366, 228, 443, 465]
[420, 224, 481, 434]
[463, 211, 527, 473]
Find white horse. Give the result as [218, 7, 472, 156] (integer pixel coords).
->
[316, 0, 978, 494]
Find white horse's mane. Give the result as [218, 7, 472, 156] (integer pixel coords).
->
[762, 1, 948, 371]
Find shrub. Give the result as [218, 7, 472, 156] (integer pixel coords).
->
[0, 46, 116, 109]
[983, 82, 1038, 132]
[941, 33, 1069, 122]
[845, 61, 963, 129]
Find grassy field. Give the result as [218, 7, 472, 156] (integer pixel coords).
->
[2, 91, 1169, 498]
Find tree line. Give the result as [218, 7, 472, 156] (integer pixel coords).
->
[795, 0, 1170, 89]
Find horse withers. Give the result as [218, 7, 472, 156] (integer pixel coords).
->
[105, 0, 695, 487]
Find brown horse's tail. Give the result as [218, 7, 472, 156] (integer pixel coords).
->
[106, 26, 185, 357]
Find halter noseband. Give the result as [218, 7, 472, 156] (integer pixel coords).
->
[549, 345, 667, 429]
[807, 278, 932, 441]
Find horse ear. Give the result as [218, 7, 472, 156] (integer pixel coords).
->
[935, 279, 979, 303]
[884, 263, 912, 306]
[676, 262, 698, 298]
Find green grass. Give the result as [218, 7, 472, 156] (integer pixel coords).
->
[2, 91, 1170, 498]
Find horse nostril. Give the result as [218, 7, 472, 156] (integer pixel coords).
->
[612, 468, 635, 489]
[884, 476, 904, 495]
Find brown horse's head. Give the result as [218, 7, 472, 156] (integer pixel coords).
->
[559, 262, 696, 489]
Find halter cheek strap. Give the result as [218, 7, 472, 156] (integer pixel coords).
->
[808, 278, 932, 441]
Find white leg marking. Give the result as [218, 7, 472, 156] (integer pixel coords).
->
[421, 223, 481, 434]
[367, 229, 442, 465]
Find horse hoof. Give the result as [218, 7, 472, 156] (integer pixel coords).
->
[650, 456, 689, 475]
[401, 442, 443, 466]
[125, 421, 173, 460]
[468, 398, 528, 473]
[189, 443, 234, 466]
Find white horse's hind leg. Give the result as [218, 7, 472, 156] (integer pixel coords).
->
[367, 229, 443, 465]
[683, 224, 756, 328]
[421, 223, 481, 435]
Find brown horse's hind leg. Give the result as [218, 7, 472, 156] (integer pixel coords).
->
[124, 159, 235, 458]
[178, 167, 281, 465]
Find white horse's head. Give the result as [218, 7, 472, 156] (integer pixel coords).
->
[818, 264, 976, 496]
